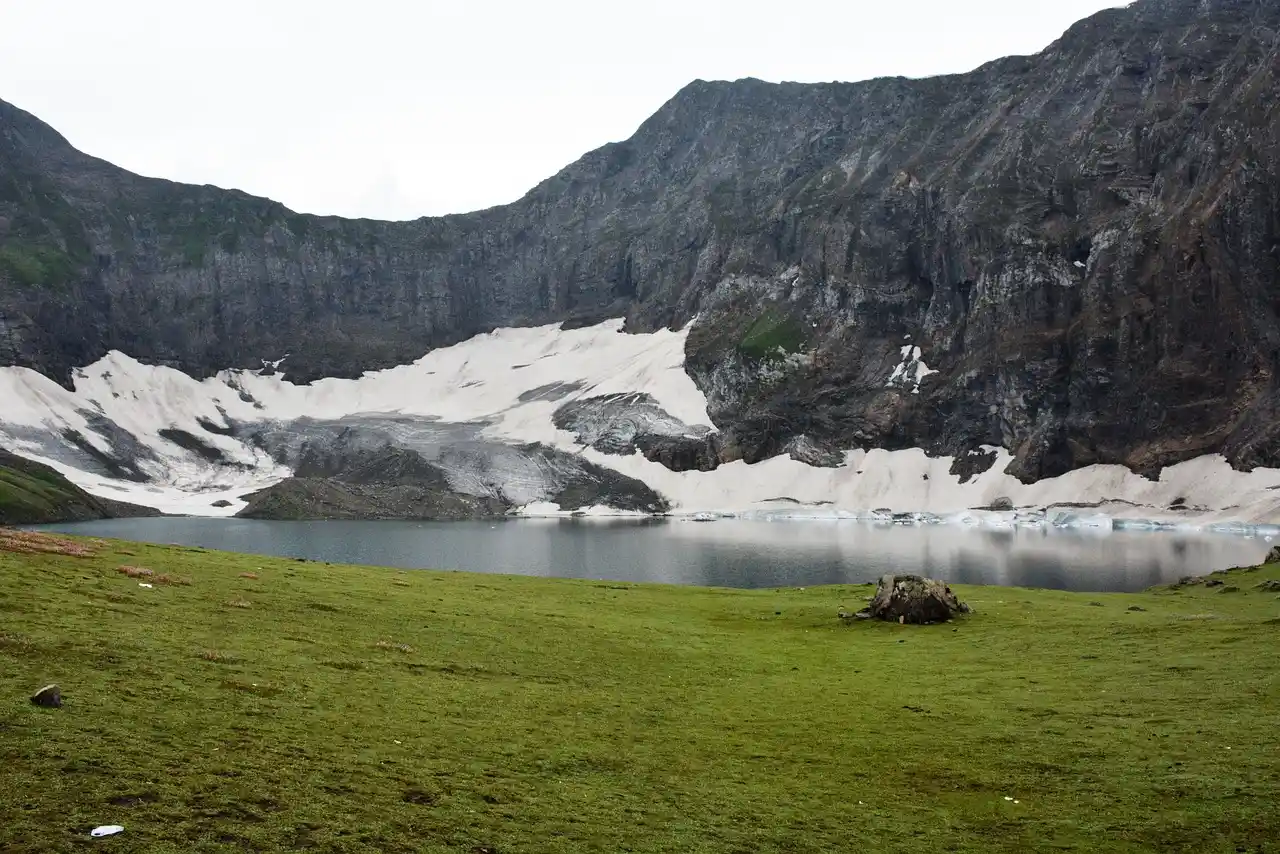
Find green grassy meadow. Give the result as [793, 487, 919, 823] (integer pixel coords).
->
[1, 530, 1278, 853]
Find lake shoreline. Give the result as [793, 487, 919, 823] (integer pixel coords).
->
[24, 516, 1271, 594]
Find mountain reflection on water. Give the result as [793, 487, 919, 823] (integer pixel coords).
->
[31, 517, 1270, 593]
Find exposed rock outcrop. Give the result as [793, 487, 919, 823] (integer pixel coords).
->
[237, 443, 668, 520]
[849, 574, 971, 625]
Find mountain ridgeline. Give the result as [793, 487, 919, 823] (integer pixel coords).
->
[2, 0, 1280, 484]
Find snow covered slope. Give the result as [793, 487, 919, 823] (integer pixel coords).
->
[2, 318, 1280, 527]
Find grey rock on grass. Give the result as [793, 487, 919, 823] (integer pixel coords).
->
[850, 575, 970, 625]
[30, 684, 61, 708]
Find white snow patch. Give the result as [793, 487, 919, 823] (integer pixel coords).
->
[514, 502, 564, 517]
[886, 345, 938, 395]
[0, 319, 706, 514]
[515, 502, 650, 518]
[3, 317, 1280, 528]
[577, 446, 1280, 528]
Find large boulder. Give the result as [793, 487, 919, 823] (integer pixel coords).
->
[853, 575, 970, 625]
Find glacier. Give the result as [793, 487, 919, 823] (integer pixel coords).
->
[2, 317, 1280, 530]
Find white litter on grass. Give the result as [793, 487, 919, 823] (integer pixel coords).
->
[138, 583, 153, 589]
[1004, 796, 1014, 801]
[90, 825, 124, 838]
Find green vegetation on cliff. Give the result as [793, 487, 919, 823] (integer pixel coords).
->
[0, 241, 78, 288]
[2, 533, 1278, 852]
[737, 306, 806, 360]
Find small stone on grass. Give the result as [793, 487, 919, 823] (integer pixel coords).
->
[31, 684, 61, 708]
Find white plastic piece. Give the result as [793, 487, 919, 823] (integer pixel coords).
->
[91, 825, 124, 838]
[138, 582, 153, 588]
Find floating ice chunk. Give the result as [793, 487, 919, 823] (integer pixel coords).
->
[515, 501, 563, 517]
[1014, 510, 1046, 527]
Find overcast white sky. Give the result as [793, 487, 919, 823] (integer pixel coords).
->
[1, 1, 1122, 220]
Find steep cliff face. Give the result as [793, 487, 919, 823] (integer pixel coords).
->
[3, 0, 1280, 484]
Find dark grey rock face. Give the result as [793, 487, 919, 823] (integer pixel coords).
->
[552, 393, 709, 454]
[3, 0, 1280, 484]
[237, 441, 669, 520]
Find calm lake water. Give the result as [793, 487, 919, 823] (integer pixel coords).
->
[30, 517, 1271, 592]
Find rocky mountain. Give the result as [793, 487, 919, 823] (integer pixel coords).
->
[3, 0, 1280, 487]
[237, 443, 668, 521]
[0, 448, 159, 524]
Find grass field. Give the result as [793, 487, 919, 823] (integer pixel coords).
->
[1, 529, 1278, 853]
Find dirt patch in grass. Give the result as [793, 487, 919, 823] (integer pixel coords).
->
[155, 572, 192, 585]
[0, 632, 35, 654]
[374, 640, 415, 653]
[108, 790, 160, 807]
[320, 660, 365, 671]
[220, 678, 282, 697]
[402, 787, 438, 805]
[0, 528, 97, 556]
